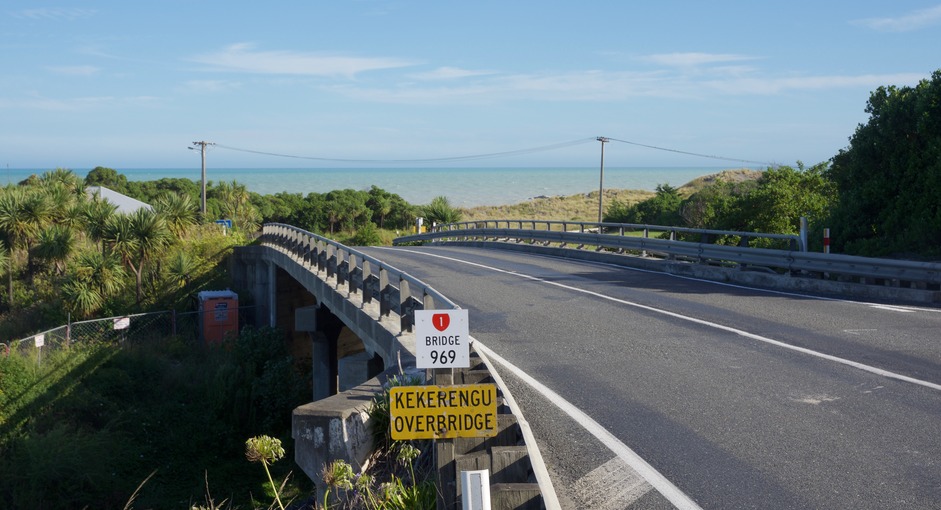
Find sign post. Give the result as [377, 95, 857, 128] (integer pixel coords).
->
[415, 309, 470, 369]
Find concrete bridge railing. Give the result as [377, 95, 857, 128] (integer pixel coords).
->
[235, 224, 550, 509]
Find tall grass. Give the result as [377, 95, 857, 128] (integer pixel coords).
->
[0, 328, 312, 509]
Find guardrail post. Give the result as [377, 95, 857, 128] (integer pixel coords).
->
[379, 268, 391, 317]
[337, 249, 348, 286]
[363, 260, 376, 304]
[326, 246, 337, 279]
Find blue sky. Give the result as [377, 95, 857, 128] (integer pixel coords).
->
[2, 1, 939, 170]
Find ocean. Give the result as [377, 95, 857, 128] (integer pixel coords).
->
[3, 166, 754, 208]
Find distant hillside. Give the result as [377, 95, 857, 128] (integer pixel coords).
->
[461, 168, 764, 222]
[677, 168, 764, 196]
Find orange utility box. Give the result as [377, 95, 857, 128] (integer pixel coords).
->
[198, 290, 239, 344]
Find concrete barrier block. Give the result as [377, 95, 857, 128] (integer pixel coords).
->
[292, 378, 380, 485]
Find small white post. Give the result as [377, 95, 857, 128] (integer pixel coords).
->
[461, 469, 491, 510]
[824, 228, 831, 254]
[416, 217, 424, 234]
[799, 216, 808, 252]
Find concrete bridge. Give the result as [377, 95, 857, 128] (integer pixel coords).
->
[234, 223, 941, 509]
[231, 224, 547, 509]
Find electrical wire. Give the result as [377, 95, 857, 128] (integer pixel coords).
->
[214, 136, 773, 167]
[215, 138, 598, 164]
[607, 137, 773, 166]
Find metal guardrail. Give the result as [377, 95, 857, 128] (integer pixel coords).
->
[395, 221, 941, 289]
[437, 219, 803, 251]
[261, 223, 460, 331]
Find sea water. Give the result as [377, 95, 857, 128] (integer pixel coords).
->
[3, 166, 752, 207]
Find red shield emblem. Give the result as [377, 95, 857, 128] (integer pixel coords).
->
[432, 313, 450, 332]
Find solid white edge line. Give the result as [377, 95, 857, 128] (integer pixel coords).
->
[471, 335, 563, 510]
[387, 247, 941, 393]
[473, 339, 704, 510]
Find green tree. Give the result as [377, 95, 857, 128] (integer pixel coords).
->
[163, 249, 199, 288]
[348, 221, 383, 246]
[0, 187, 51, 302]
[33, 224, 76, 276]
[422, 196, 462, 226]
[739, 163, 836, 238]
[828, 70, 941, 257]
[367, 186, 395, 228]
[213, 180, 261, 232]
[324, 189, 370, 234]
[63, 250, 127, 318]
[82, 195, 119, 253]
[680, 179, 756, 230]
[153, 192, 197, 238]
[105, 209, 171, 304]
[612, 184, 682, 226]
[84, 166, 128, 192]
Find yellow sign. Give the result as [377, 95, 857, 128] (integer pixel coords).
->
[389, 384, 498, 440]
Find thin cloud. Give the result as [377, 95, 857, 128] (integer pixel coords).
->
[409, 67, 497, 80]
[0, 93, 160, 111]
[178, 80, 242, 94]
[189, 43, 416, 78]
[46, 65, 99, 76]
[703, 73, 926, 95]
[852, 4, 941, 32]
[11, 8, 96, 20]
[640, 52, 758, 67]
[331, 67, 930, 105]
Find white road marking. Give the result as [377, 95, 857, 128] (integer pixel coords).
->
[557, 255, 939, 314]
[573, 456, 653, 509]
[474, 339, 703, 510]
[386, 247, 941, 392]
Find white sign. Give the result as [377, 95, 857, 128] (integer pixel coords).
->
[113, 317, 130, 330]
[34, 334, 45, 347]
[415, 309, 470, 369]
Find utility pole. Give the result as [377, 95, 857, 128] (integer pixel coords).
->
[596, 136, 609, 224]
[189, 141, 214, 216]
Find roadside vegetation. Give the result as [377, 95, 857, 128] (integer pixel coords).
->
[0, 327, 312, 508]
[602, 70, 941, 259]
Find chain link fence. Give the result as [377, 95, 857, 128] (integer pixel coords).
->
[1, 307, 258, 365]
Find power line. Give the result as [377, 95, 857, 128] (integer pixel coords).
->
[607, 137, 774, 167]
[212, 136, 773, 167]
[214, 138, 598, 164]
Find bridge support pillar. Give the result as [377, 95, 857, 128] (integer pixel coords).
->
[267, 260, 277, 328]
[296, 304, 343, 401]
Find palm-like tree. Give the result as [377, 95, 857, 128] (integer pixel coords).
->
[64, 250, 127, 318]
[215, 180, 261, 232]
[39, 168, 83, 193]
[19, 189, 52, 281]
[0, 188, 37, 304]
[165, 249, 199, 288]
[34, 225, 76, 275]
[83, 196, 118, 252]
[106, 209, 170, 303]
[153, 192, 197, 238]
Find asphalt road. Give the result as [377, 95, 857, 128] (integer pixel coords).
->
[360, 245, 941, 509]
